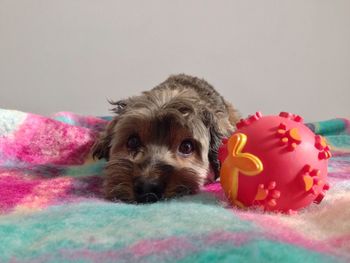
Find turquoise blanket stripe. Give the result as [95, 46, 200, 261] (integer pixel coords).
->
[0, 201, 337, 263]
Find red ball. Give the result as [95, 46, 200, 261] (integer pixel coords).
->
[219, 112, 331, 213]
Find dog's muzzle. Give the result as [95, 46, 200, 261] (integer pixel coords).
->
[133, 177, 165, 203]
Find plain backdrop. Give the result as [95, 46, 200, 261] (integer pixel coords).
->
[0, 0, 349, 121]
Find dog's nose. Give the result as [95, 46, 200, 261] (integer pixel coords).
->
[134, 179, 164, 203]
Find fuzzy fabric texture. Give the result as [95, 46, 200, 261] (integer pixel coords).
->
[0, 109, 349, 263]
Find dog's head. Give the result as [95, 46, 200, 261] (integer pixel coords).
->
[93, 88, 228, 203]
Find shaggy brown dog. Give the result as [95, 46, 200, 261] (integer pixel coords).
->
[93, 74, 239, 203]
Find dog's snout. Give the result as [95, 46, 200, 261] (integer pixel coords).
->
[134, 179, 164, 203]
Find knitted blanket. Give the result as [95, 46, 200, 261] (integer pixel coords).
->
[0, 109, 349, 263]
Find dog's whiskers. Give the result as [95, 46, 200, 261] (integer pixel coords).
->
[106, 182, 134, 202]
[165, 184, 193, 199]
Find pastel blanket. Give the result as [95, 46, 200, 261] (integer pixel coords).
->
[0, 109, 349, 263]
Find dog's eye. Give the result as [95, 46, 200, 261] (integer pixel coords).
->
[127, 135, 141, 150]
[178, 140, 194, 156]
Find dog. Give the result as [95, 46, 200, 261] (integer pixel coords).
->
[92, 74, 240, 203]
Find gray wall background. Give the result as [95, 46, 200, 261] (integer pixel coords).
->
[1, 0, 349, 121]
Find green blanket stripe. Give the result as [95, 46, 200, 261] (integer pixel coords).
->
[311, 119, 348, 136]
[177, 241, 339, 263]
[0, 195, 254, 261]
[0, 198, 338, 263]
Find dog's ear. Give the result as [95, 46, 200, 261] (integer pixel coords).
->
[109, 99, 128, 115]
[92, 118, 117, 160]
[201, 109, 224, 180]
[92, 99, 128, 160]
